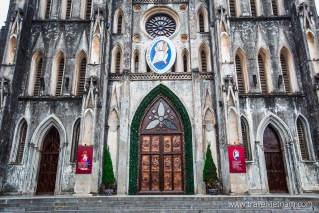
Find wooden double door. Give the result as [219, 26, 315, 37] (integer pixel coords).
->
[263, 125, 288, 193]
[139, 134, 184, 194]
[36, 127, 60, 195]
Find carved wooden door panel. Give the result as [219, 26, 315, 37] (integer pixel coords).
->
[36, 127, 60, 195]
[263, 126, 288, 193]
[139, 97, 184, 194]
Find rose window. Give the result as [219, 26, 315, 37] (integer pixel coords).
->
[145, 14, 176, 37]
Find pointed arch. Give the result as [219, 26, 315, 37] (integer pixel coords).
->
[241, 116, 252, 161]
[70, 117, 81, 162]
[129, 84, 194, 195]
[234, 48, 249, 93]
[73, 50, 88, 96]
[5, 36, 17, 64]
[50, 51, 66, 96]
[256, 112, 293, 146]
[197, 6, 208, 32]
[91, 35, 101, 64]
[113, 8, 124, 34]
[306, 31, 319, 61]
[111, 44, 123, 73]
[182, 48, 190, 72]
[10, 117, 28, 163]
[30, 115, 67, 148]
[221, 32, 230, 62]
[257, 48, 272, 94]
[279, 46, 298, 93]
[82, 110, 93, 145]
[28, 51, 44, 96]
[132, 49, 140, 73]
[199, 43, 211, 72]
[296, 115, 315, 161]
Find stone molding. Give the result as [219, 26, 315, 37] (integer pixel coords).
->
[109, 73, 214, 81]
[133, 0, 188, 3]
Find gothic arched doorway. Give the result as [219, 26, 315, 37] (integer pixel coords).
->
[139, 96, 184, 194]
[36, 127, 60, 195]
[263, 125, 288, 193]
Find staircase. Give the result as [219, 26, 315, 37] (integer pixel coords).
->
[0, 195, 318, 212]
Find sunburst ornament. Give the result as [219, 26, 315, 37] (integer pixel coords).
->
[146, 36, 177, 74]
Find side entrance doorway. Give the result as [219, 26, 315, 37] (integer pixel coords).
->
[263, 125, 288, 193]
[36, 127, 60, 195]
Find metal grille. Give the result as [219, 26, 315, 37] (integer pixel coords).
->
[146, 14, 176, 37]
[56, 58, 64, 96]
[86, 0, 92, 20]
[258, 54, 267, 94]
[297, 120, 309, 161]
[235, 55, 244, 93]
[280, 54, 291, 93]
[66, 0, 72, 19]
[16, 122, 27, 163]
[250, 0, 256, 17]
[33, 57, 43, 96]
[45, 0, 51, 19]
[78, 58, 86, 96]
[271, 0, 278, 16]
[133, 0, 188, 3]
[201, 51, 207, 72]
[229, 0, 236, 17]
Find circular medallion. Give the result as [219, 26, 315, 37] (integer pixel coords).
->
[145, 14, 176, 37]
[146, 36, 176, 74]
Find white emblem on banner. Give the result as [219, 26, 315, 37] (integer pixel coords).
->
[146, 36, 177, 74]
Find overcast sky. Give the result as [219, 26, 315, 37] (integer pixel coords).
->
[0, 0, 319, 26]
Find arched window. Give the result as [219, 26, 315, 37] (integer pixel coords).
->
[306, 32, 319, 60]
[15, 120, 28, 163]
[229, 0, 237, 17]
[280, 53, 290, 93]
[70, 119, 81, 162]
[235, 55, 244, 93]
[197, 6, 208, 32]
[113, 9, 124, 34]
[250, 0, 256, 17]
[182, 49, 189, 72]
[28, 52, 45, 96]
[296, 117, 313, 161]
[132, 50, 139, 73]
[241, 117, 251, 161]
[258, 53, 268, 94]
[199, 44, 211, 72]
[271, 0, 278, 16]
[73, 51, 87, 96]
[56, 57, 65, 96]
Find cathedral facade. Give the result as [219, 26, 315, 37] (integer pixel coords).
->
[0, 0, 319, 196]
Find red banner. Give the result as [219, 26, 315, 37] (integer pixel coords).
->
[76, 146, 93, 174]
[228, 146, 246, 173]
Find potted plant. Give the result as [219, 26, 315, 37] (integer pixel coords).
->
[203, 142, 219, 195]
[102, 145, 116, 195]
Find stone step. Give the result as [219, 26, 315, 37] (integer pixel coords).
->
[0, 195, 318, 212]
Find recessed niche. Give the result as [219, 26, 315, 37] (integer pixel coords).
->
[181, 34, 189, 42]
[133, 6, 141, 13]
[179, 5, 187, 12]
[133, 34, 141, 42]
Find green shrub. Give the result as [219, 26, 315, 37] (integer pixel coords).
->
[203, 142, 218, 188]
[102, 146, 116, 188]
